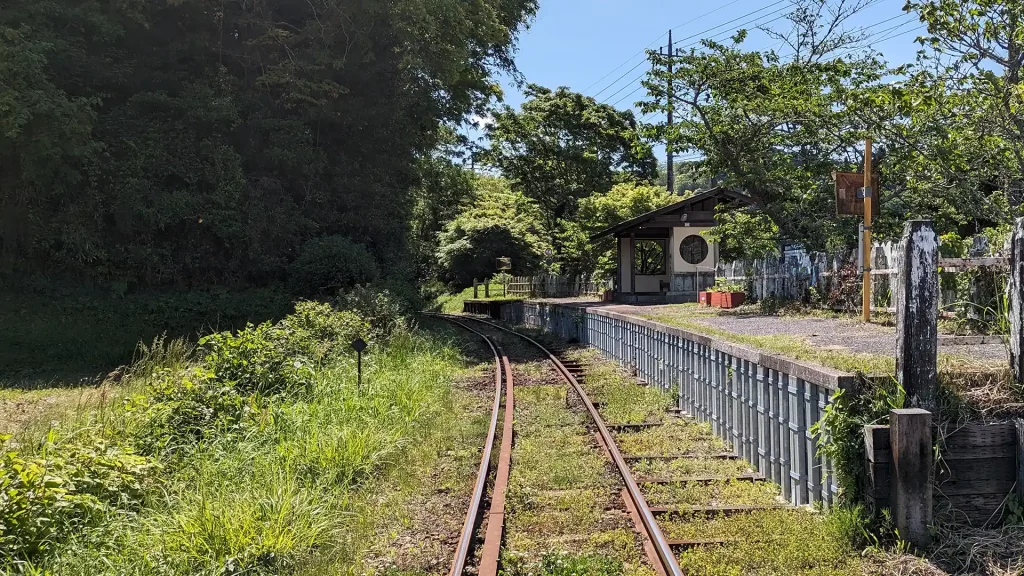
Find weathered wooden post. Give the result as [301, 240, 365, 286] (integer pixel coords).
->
[484, 281, 490, 298]
[473, 279, 479, 299]
[1007, 218, 1024, 383]
[895, 219, 939, 409]
[889, 408, 933, 548]
[1017, 419, 1024, 507]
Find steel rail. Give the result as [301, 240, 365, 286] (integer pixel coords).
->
[454, 315, 685, 576]
[430, 315, 505, 576]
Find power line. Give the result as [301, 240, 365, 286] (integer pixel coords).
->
[777, 12, 916, 60]
[581, 0, 749, 96]
[602, 8, 794, 107]
[591, 0, 790, 99]
[616, 10, 921, 110]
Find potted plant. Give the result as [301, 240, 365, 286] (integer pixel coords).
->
[698, 290, 712, 306]
[709, 278, 745, 309]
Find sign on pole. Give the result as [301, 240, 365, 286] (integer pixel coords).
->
[834, 171, 881, 217]
[350, 337, 367, 391]
[496, 257, 512, 271]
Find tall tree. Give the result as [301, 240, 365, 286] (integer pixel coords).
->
[0, 0, 538, 286]
[641, 0, 885, 252]
[484, 85, 657, 245]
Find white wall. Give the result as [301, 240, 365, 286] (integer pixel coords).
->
[671, 226, 718, 274]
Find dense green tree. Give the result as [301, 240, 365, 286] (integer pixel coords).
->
[484, 85, 658, 244]
[409, 137, 477, 281]
[0, 0, 538, 286]
[436, 176, 548, 287]
[640, 0, 886, 253]
[559, 183, 677, 279]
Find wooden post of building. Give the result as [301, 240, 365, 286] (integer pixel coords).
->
[630, 232, 637, 298]
[473, 279, 479, 299]
[889, 408, 933, 548]
[1007, 218, 1024, 383]
[895, 219, 939, 409]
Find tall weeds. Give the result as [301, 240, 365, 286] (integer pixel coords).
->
[2, 298, 466, 575]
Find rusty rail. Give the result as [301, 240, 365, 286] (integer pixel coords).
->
[454, 315, 685, 576]
[429, 314, 508, 576]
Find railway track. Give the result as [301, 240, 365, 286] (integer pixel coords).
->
[434, 313, 868, 576]
[436, 315, 512, 576]
[433, 313, 684, 576]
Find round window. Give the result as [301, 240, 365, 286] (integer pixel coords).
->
[679, 235, 709, 265]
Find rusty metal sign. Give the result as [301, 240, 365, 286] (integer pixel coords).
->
[496, 257, 512, 271]
[834, 171, 880, 217]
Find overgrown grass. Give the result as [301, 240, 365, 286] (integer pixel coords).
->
[659, 508, 866, 576]
[564, 349, 671, 424]
[502, 381, 651, 576]
[433, 282, 517, 314]
[561, 343, 871, 576]
[2, 301, 492, 576]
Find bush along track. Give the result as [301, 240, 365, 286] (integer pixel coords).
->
[464, 324, 655, 576]
[0, 300, 497, 576]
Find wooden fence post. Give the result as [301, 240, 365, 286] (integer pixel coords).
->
[1008, 218, 1024, 383]
[890, 408, 933, 548]
[473, 279, 479, 299]
[1017, 419, 1024, 507]
[484, 281, 489, 298]
[895, 219, 939, 409]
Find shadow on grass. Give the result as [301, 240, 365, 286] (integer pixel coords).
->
[0, 276, 294, 387]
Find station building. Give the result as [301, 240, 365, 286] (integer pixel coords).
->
[591, 187, 751, 303]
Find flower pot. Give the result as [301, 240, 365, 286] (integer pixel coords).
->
[698, 291, 711, 306]
[719, 292, 745, 309]
[710, 292, 723, 307]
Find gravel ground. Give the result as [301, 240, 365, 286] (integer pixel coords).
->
[538, 300, 1009, 364]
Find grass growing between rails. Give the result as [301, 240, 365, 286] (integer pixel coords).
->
[557, 343, 873, 576]
[1, 300, 494, 576]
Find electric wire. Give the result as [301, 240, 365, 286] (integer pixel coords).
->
[591, 0, 790, 99]
[581, 0, 747, 95]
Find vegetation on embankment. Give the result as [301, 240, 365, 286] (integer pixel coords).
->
[434, 281, 514, 314]
[0, 277, 294, 382]
[0, 299, 492, 575]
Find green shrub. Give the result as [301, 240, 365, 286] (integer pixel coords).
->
[0, 436, 156, 564]
[200, 322, 317, 396]
[289, 236, 379, 296]
[276, 301, 368, 361]
[123, 368, 259, 455]
[338, 286, 410, 340]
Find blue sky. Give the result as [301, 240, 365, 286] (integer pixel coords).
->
[467, 0, 928, 161]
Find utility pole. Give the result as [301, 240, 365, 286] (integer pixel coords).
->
[663, 30, 675, 195]
[862, 138, 873, 322]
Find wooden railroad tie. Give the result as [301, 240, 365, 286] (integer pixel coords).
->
[649, 504, 797, 515]
[636, 473, 765, 485]
[607, 422, 665, 431]
[666, 538, 738, 548]
[623, 452, 738, 462]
